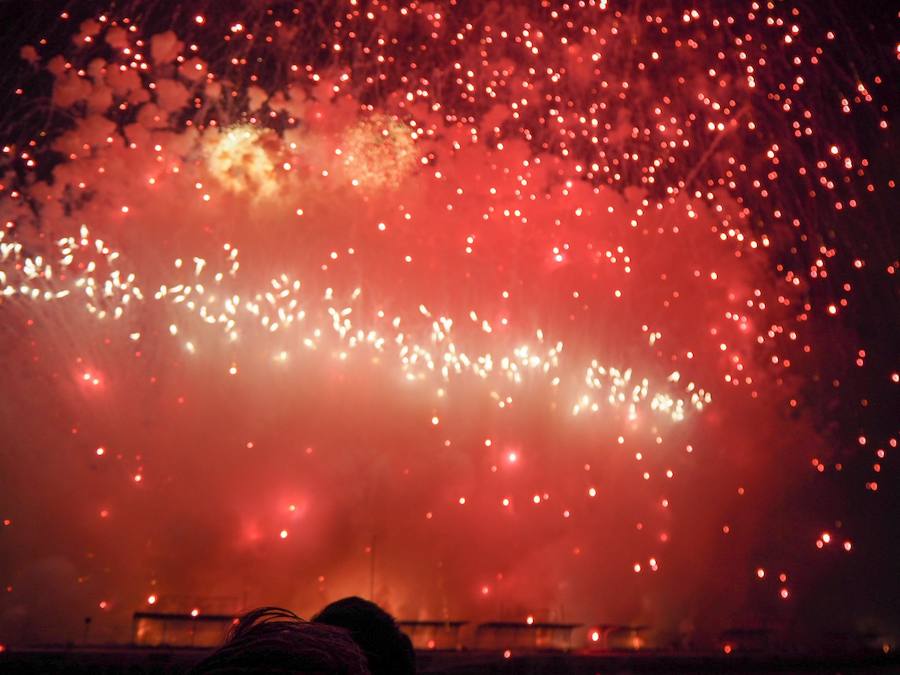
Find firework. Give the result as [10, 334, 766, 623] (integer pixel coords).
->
[0, 0, 895, 649]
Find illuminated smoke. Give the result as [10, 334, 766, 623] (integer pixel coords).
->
[0, 1, 895, 648]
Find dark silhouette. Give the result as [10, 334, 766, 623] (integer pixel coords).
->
[191, 606, 370, 674]
[313, 597, 415, 675]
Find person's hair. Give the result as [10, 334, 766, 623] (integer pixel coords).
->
[191, 606, 370, 674]
[312, 597, 415, 675]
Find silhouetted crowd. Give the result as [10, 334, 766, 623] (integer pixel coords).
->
[191, 597, 415, 674]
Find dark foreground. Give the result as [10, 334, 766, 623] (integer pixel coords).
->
[1, 647, 898, 674]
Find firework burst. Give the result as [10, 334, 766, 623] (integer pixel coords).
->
[0, 0, 896, 649]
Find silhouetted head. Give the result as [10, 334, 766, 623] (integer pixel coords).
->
[192, 606, 370, 674]
[312, 597, 415, 675]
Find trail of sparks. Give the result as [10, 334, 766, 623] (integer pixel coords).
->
[0, 226, 708, 423]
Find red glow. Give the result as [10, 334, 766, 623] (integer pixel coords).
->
[0, 1, 893, 649]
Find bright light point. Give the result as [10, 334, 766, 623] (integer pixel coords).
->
[507, 452, 518, 463]
[591, 631, 600, 642]
[458, 497, 466, 505]
[206, 125, 279, 197]
[526, 615, 534, 625]
[95, 447, 105, 456]
[756, 568, 765, 579]
[588, 487, 597, 497]
[279, 529, 288, 539]
[147, 594, 157, 605]
[191, 608, 200, 617]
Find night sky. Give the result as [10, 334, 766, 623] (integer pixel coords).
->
[0, 0, 897, 651]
